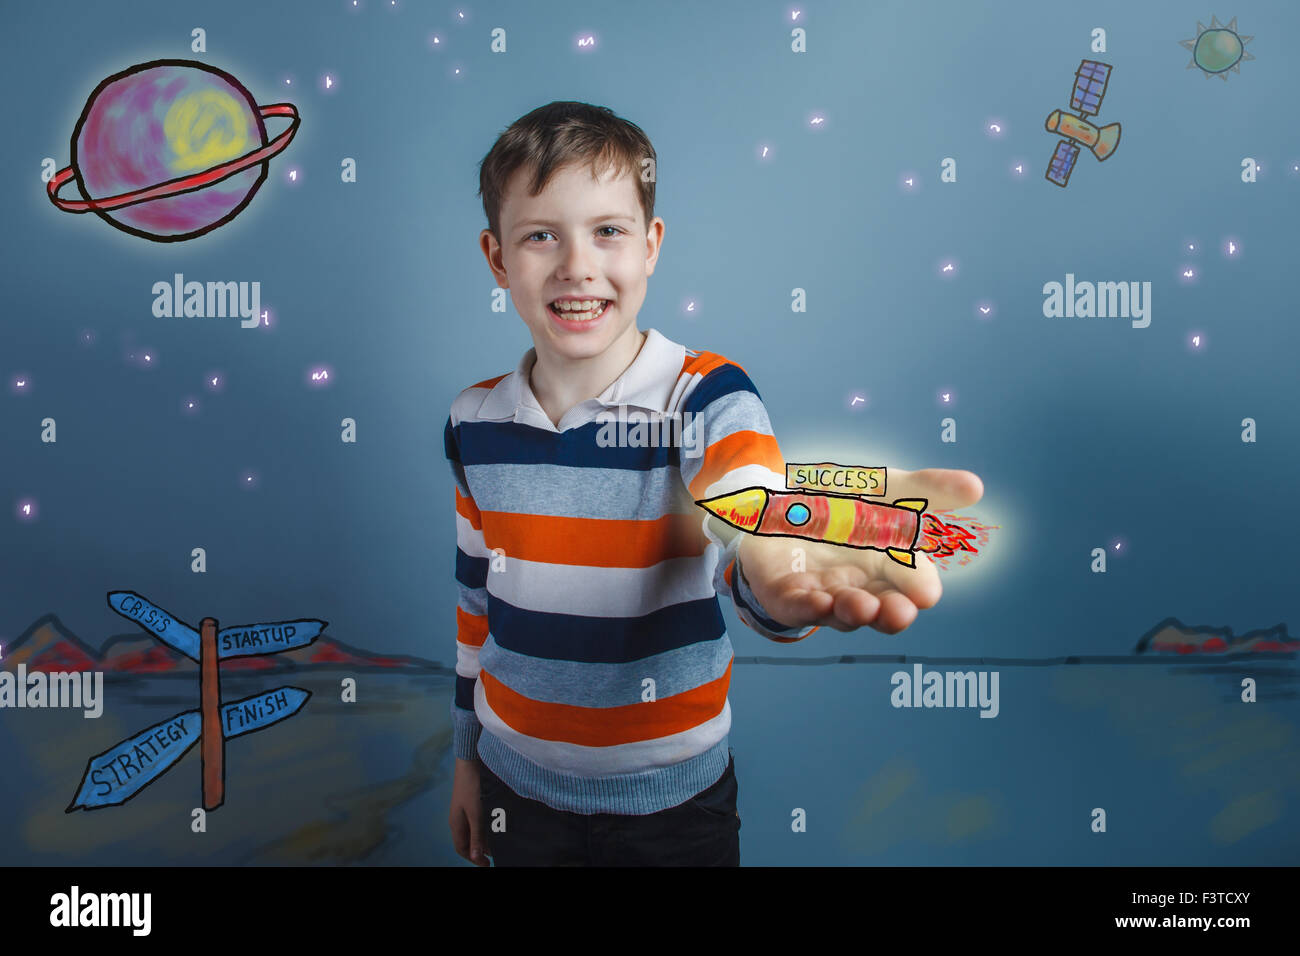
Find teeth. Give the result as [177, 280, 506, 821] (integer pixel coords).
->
[550, 299, 608, 320]
[552, 299, 607, 312]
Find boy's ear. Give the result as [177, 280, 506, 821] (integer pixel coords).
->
[643, 217, 665, 273]
[479, 228, 508, 285]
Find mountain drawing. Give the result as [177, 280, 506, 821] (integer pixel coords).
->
[1134, 618, 1297, 656]
[2, 614, 447, 677]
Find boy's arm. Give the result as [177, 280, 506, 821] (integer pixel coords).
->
[713, 519, 818, 642]
[679, 364, 819, 644]
[445, 414, 487, 760]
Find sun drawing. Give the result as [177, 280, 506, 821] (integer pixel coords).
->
[1180, 15, 1254, 81]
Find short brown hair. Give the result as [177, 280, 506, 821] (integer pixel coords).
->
[477, 101, 656, 242]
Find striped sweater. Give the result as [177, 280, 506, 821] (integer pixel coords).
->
[446, 328, 819, 815]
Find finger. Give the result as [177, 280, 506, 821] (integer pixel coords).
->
[453, 809, 487, 866]
[764, 585, 838, 627]
[805, 585, 916, 633]
[877, 549, 942, 609]
[469, 813, 491, 866]
[888, 468, 983, 513]
[451, 813, 470, 861]
[825, 585, 884, 629]
[770, 583, 882, 632]
[861, 588, 918, 635]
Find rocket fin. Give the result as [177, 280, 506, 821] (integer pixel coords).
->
[893, 498, 927, 513]
[886, 548, 915, 567]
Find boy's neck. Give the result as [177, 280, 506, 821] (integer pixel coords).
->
[528, 326, 648, 427]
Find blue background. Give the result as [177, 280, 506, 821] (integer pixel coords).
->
[2, 0, 1297, 865]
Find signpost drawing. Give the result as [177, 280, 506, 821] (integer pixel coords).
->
[67, 590, 326, 812]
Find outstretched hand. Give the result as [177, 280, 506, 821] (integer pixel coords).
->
[736, 468, 983, 635]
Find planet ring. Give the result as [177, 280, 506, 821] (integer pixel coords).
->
[47, 103, 300, 214]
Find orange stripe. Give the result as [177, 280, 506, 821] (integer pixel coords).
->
[455, 487, 482, 529]
[456, 606, 488, 648]
[679, 353, 783, 498]
[480, 511, 708, 567]
[479, 659, 732, 746]
[688, 429, 784, 499]
[681, 351, 748, 380]
[768, 627, 819, 643]
[471, 373, 509, 390]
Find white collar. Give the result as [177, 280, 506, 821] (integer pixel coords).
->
[475, 327, 686, 422]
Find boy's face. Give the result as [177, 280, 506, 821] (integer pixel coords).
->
[480, 161, 664, 367]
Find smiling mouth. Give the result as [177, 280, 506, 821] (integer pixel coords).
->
[548, 300, 611, 322]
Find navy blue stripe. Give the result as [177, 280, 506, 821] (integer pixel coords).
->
[488, 593, 726, 664]
[455, 548, 488, 589]
[454, 674, 478, 710]
[681, 363, 760, 417]
[444, 415, 459, 463]
[453, 419, 681, 470]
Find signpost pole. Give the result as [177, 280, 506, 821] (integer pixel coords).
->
[200, 616, 224, 810]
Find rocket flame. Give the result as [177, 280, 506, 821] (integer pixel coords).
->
[917, 512, 997, 569]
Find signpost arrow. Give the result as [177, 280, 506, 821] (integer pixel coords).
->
[106, 590, 202, 661]
[66, 687, 310, 811]
[217, 618, 328, 659]
[66, 710, 200, 811]
[107, 591, 326, 661]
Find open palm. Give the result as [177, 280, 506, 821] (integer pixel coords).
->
[736, 468, 984, 635]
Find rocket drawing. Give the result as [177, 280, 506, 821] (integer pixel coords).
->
[695, 486, 928, 567]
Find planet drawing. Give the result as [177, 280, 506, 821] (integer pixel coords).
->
[47, 59, 299, 242]
[1180, 16, 1254, 82]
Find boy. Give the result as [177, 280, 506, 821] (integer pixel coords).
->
[446, 102, 982, 866]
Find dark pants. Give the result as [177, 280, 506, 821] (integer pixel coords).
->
[478, 750, 740, 866]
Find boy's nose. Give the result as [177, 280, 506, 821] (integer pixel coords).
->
[557, 243, 597, 277]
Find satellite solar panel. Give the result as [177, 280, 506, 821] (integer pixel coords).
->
[1046, 140, 1080, 187]
[1071, 60, 1111, 115]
